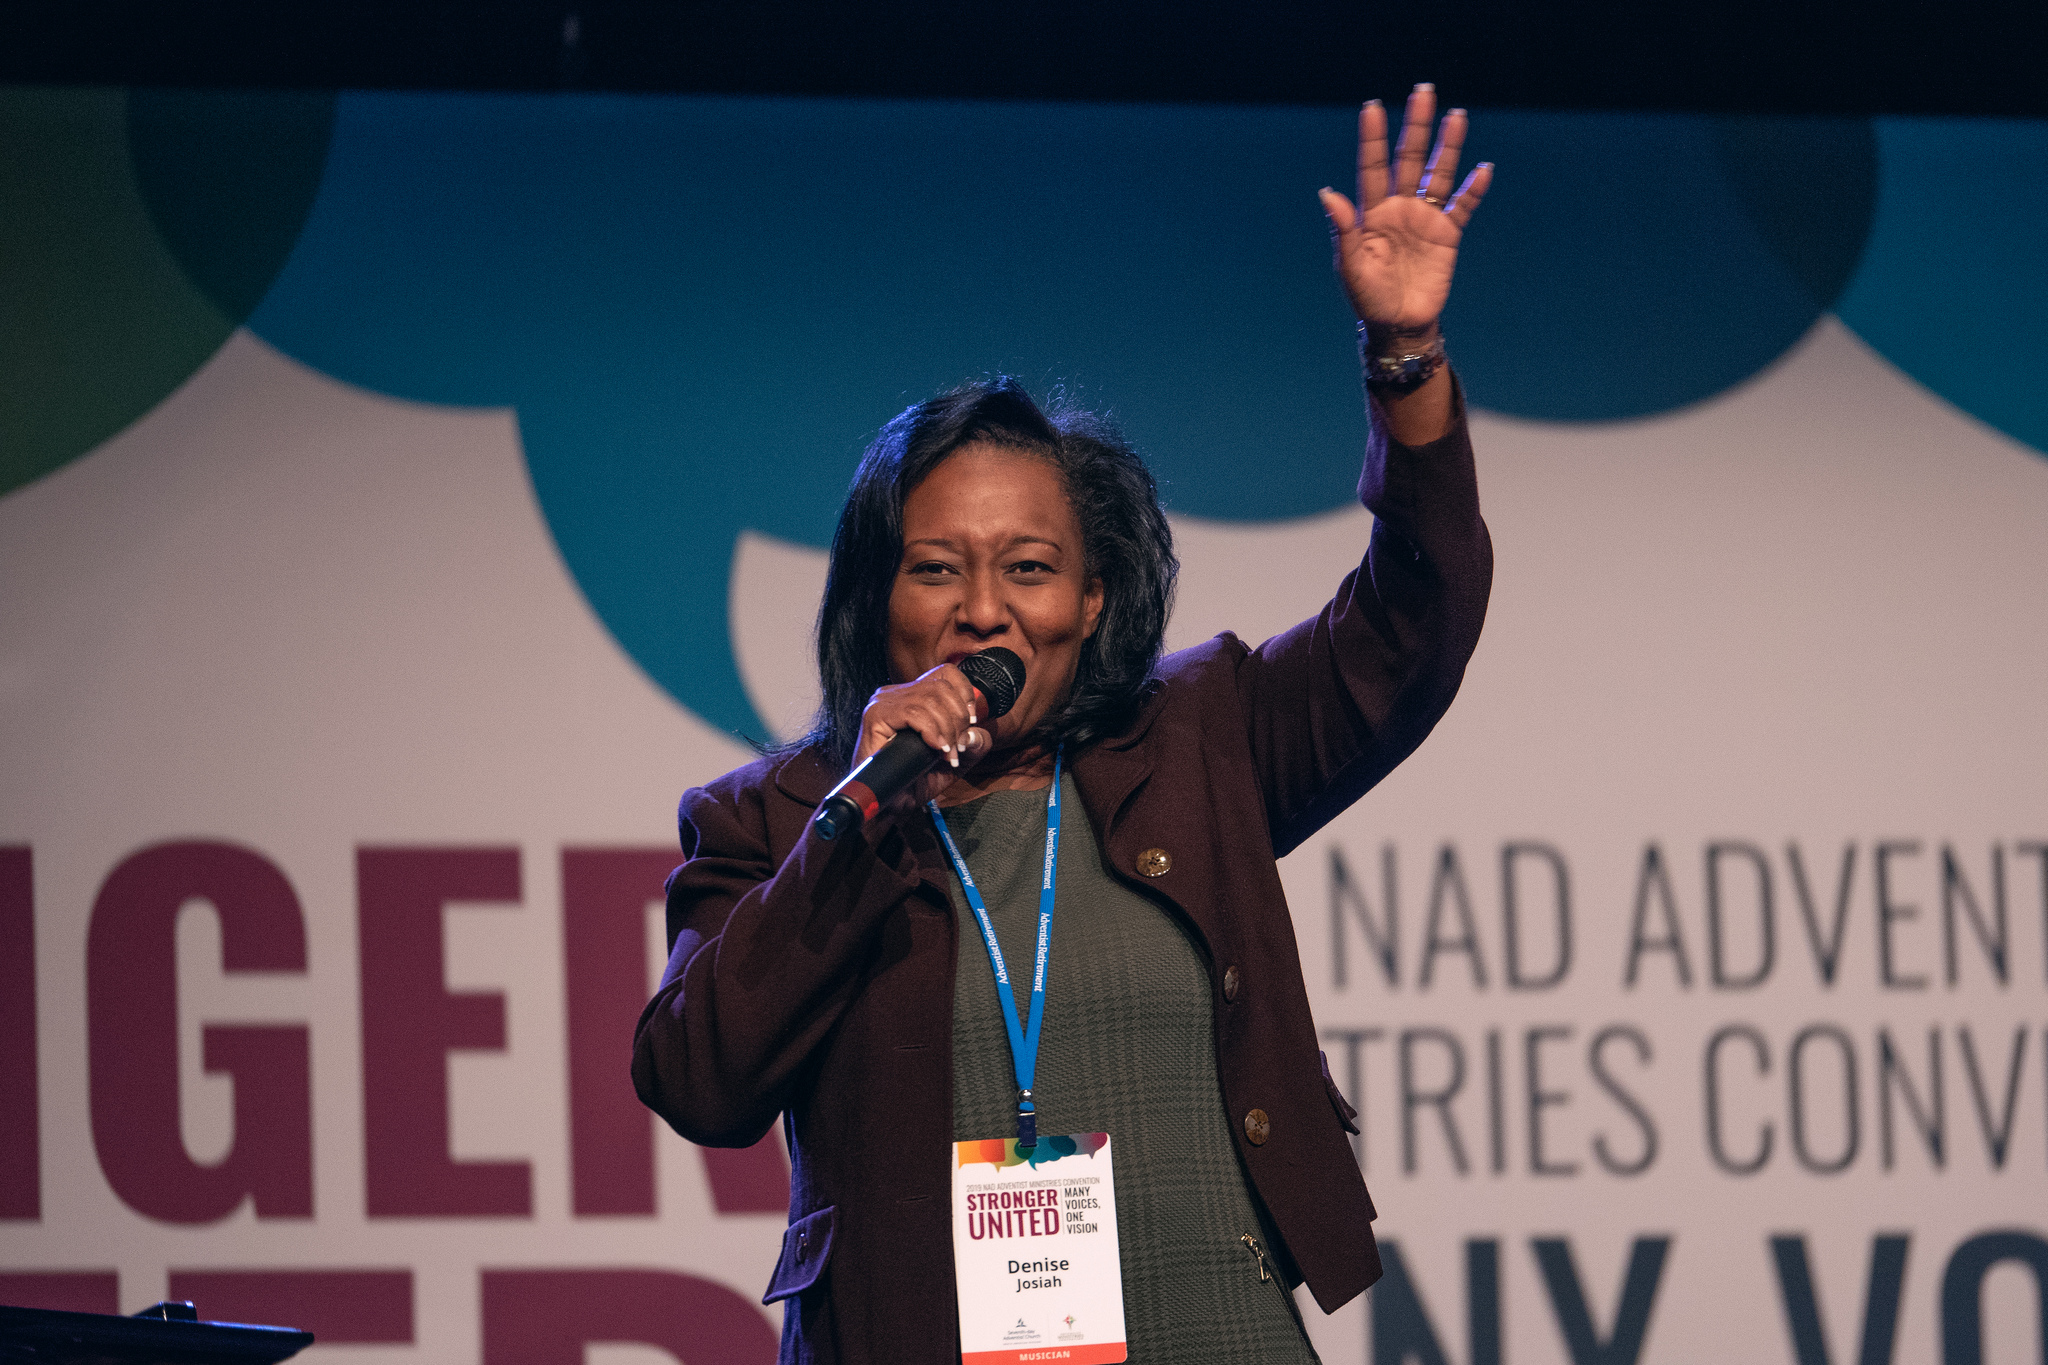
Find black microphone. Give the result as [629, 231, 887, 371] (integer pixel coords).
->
[812, 647, 1026, 841]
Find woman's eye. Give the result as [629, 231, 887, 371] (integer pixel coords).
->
[1008, 560, 1053, 576]
[906, 561, 956, 577]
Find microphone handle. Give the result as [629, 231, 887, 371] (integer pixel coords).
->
[813, 690, 983, 841]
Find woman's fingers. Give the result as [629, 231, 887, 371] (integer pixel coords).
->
[856, 664, 979, 768]
[1350, 86, 1476, 211]
[1420, 107, 1468, 204]
[1318, 186, 1359, 235]
[946, 663, 980, 728]
[1445, 162, 1494, 228]
[1357, 98, 1390, 205]
[914, 724, 994, 805]
[918, 693, 974, 765]
[939, 661, 986, 740]
[907, 704, 967, 766]
[849, 664, 991, 809]
[1393, 84, 1435, 197]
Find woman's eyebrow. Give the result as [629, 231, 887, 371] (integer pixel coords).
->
[902, 535, 1065, 553]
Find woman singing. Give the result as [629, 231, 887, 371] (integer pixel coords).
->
[635, 86, 1495, 1363]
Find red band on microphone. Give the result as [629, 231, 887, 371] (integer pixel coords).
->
[843, 781, 880, 821]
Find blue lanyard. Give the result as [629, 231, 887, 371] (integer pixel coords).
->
[928, 748, 1062, 1151]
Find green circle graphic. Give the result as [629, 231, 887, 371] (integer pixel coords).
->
[0, 87, 334, 497]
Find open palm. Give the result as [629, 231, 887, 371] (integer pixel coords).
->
[1318, 87, 1493, 335]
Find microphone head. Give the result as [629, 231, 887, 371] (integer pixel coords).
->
[958, 647, 1025, 719]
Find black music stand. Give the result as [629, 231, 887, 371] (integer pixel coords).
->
[0, 1301, 313, 1363]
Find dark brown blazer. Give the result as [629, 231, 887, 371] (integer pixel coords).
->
[634, 399, 1491, 1364]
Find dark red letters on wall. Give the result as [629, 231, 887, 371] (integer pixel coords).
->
[480, 1268, 775, 1365]
[86, 842, 312, 1223]
[0, 1272, 119, 1315]
[1, 848, 38, 1220]
[357, 847, 531, 1218]
[561, 847, 790, 1217]
[166, 1269, 415, 1343]
[562, 847, 676, 1216]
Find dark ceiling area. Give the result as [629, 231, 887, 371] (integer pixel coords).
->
[4, 0, 2044, 118]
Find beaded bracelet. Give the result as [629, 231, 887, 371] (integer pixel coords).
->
[1359, 322, 1447, 389]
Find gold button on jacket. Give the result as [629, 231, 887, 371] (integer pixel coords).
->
[1136, 847, 1172, 877]
[1244, 1107, 1271, 1145]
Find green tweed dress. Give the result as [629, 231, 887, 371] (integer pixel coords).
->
[941, 775, 1320, 1364]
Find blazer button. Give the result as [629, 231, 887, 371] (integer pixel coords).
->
[1136, 847, 1172, 877]
[1244, 1108, 1271, 1145]
[1222, 965, 1241, 1002]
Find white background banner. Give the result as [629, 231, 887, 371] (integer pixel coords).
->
[3, 89, 2045, 1364]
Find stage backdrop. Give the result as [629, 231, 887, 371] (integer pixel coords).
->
[4, 87, 2046, 1365]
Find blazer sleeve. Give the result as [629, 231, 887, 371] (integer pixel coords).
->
[1236, 377, 1493, 856]
[631, 770, 926, 1147]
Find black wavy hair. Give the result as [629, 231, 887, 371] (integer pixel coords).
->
[803, 376, 1177, 767]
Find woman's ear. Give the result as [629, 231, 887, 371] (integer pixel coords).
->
[1082, 577, 1105, 639]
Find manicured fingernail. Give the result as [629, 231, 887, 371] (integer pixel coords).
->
[1367, 98, 1382, 108]
[1479, 161, 1494, 169]
[949, 751, 959, 769]
[969, 710, 977, 726]
[1415, 82, 1433, 91]
[1450, 107, 1467, 116]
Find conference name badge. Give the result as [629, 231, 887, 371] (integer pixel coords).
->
[951, 1132, 1127, 1365]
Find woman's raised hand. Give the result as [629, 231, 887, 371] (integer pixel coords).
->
[1318, 85, 1492, 339]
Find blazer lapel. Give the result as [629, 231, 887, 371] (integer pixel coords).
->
[1071, 740, 1151, 847]
[1070, 690, 1228, 958]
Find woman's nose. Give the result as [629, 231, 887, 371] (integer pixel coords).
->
[957, 571, 1008, 634]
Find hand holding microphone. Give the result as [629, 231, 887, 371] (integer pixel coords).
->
[813, 647, 1026, 840]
